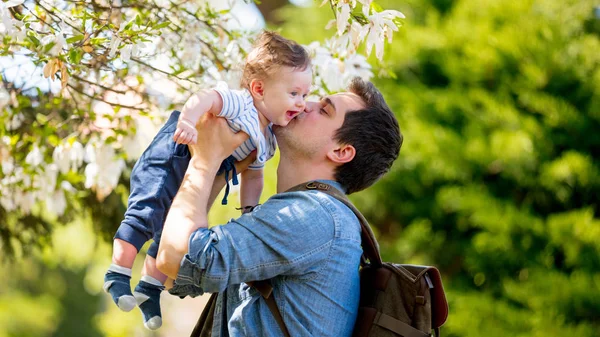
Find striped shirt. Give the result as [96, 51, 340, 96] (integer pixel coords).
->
[213, 82, 277, 170]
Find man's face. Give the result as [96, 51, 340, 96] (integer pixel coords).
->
[273, 92, 365, 159]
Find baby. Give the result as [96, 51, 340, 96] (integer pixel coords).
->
[103, 31, 312, 330]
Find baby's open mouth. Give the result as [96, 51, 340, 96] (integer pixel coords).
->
[286, 111, 299, 119]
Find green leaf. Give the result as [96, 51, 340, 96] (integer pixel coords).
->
[48, 135, 59, 147]
[66, 35, 85, 44]
[27, 33, 40, 47]
[153, 22, 170, 30]
[90, 37, 108, 45]
[370, 2, 384, 13]
[36, 114, 49, 125]
[135, 14, 142, 26]
[68, 48, 83, 64]
[43, 42, 56, 53]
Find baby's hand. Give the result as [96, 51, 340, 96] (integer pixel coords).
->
[173, 118, 198, 145]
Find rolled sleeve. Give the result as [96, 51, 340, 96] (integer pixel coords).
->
[169, 228, 220, 297]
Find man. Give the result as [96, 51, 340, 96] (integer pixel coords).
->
[156, 77, 402, 336]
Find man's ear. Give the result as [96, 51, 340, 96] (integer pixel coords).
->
[249, 79, 265, 99]
[327, 143, 355, 164]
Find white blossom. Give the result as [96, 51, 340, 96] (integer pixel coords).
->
[38, 164, 59, 194]
[70, 141, 85, 171]
[366, 9, 405, 60]
[0, 1, 26, 41]
[25, 145, 44, 167]
[344, 54, 373, 81]
[16, 190, 36, 214]
[46, 188, 67, 216]
[108, 34, 122, 58]
[6, 112, 24, 130]
[120, 44, 133, 62]
[336, 3, 351, 36]
[121, 116, 160, 160]
[41, 29, 68, 56]
[0, 86, 9, 109]
[53, 141, 85, 174]
[358, 0, 372, 16]
[84, 141, 125, 200]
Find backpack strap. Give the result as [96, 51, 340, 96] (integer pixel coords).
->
[247, 280, 291, 337]
[287, 181, 383, 267]
[248, 180, 382, 336]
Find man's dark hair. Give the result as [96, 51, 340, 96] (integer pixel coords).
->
[334, 77, 402, 194]
[241, 31, 311, 89]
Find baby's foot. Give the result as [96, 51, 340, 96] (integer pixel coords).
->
[103, 264, 136, 312]
[134, 276, 165, 330]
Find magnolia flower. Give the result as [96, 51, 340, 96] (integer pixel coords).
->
[0, 193, 17, 211]
[358, 0, 373, 16]
[319, 57, 346, 92]
[84, 142, 125, 200]
[108, 34, 122, 58]
[0, 1, 26, 41]
[1, 157, 14, 175]
[25, 145, 44, 167]
[38, 164, 59, 194]
[121, 116, 159, 160]
[0, 87, 9, 109]
[6, 112, 24, 130]
[366, 9, 405, 60]
[349, 21, 370, 50]
[0, 0, 24, 9]
[46, 188, 67, 216]
[53, 141, 85, 174]
[40, 29, 68, 56]
[120, 44, 133, 62]
[336, 3, 351, 36]
[344, 54, 373, 81]
[16, 190, 36, 214]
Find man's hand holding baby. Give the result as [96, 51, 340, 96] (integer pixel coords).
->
[187, 112, 249, 172]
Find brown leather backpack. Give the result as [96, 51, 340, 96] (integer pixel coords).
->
[190, 181, 449, 337]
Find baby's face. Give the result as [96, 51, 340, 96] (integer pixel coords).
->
[260, 67, 312, 126]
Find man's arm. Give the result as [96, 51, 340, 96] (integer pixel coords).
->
[168, 191, 339, 295]
[156, 112, 249, 279]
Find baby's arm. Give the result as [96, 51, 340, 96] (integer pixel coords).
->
[173, 89, 223, 145]
[239, 168, 264, 214]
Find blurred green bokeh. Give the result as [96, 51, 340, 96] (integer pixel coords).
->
[1, 0, 599, 336]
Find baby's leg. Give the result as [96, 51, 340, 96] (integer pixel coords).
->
[103, 239, 138, 312]
[134, 242, 167, 330]
[104, 110, 190, 315]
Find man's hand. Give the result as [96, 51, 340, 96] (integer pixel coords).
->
[187, 112, 250, 171]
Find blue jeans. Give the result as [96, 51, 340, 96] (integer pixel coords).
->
[115, 111, 237, 258]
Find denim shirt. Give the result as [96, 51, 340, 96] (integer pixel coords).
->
[171, 180, 362, 336]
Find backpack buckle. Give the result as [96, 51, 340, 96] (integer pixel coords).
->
[305, 182, 331, 191]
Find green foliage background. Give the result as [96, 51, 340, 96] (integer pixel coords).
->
[1, 0, 599, 336]
[280, 0, 600, 335]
